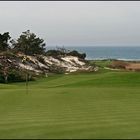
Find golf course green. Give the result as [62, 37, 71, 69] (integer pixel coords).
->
[0, 69, 140, 139]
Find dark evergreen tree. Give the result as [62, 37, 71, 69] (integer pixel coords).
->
[11, 30, 46, 55]
[0, 32, 11, 51]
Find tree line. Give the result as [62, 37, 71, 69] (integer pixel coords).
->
[0, 30, 46, 55]
[0, 30, 86, 59]
[0, 30, 87, 83]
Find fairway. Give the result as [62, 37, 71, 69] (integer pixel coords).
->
[1, 70, 140, 138]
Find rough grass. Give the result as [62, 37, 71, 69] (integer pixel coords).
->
[1, 70, 140, 138]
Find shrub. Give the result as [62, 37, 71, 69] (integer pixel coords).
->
[46, 49, 86, 59]
[108, 60, 129, 69]
[68, 50, 86, 59]
[45, 50, 64, 57]
[36, 56, 46, 64]
[49, 64, 66, 74]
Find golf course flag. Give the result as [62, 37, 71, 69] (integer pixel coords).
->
[22, 55, 29, 94]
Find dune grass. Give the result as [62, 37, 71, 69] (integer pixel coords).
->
[0, 70, 140, 138]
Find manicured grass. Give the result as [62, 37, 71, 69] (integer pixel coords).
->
[0, 70, 140, 138]
[89, 59, 112, 68]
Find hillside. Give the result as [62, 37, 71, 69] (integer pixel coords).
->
[0, 52, 96, 82]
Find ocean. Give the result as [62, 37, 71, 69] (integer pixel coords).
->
[46, 46, 140, 61]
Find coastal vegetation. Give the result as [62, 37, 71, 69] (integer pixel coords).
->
[0, 31, 91, 83]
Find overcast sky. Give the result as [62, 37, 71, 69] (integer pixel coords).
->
[0, 1, 140, 47]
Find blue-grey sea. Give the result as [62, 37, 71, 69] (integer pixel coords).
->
[46, 46, 140, 61]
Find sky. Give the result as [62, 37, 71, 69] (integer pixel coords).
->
[0, 1, 140, 47]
